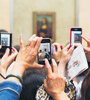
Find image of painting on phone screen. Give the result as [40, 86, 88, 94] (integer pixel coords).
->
[1, 34, 10, 46]
[74, 33, 81, 43]
[71, 31, 81, 46]
[38, 43, 51, 62]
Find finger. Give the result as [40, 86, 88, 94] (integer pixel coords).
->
[81, 35, 90, 43]
[68, 46, 74, 55]
[53, 43, 59, 45]
[64, 44, 70, 50]
[32, 62, 44, 68]
[52, 59, 58, 73]
[45, 59, 52, 76]
[53, 43, 61, 52]
[20, 34, 24, 49]
[6, 52, 18, 70]
[2, 48, 10, 59]
[52, 44, 56, 54]
[12, 47, 18, 54]
[26, 34, 36, 46]
[57, 44, 61, 52]
[82, 35, 90, 39]
[28, 34, 36, 41]
[83, 46, 90, 52]
[35, 37, 42, 51]
[44, 79, 47, 90]
[30, 37, 38, 48]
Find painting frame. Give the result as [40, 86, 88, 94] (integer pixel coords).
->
[33, 12, 56, 42]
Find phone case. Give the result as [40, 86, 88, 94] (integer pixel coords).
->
[0, 33, 12, 58]
[70, 27, 82, 47]
[38, 38, 51, 65]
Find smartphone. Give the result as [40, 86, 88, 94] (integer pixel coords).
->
[38, 38, 51, 65]
[70, 28, 82, 46]
[0, 32, 12, 58]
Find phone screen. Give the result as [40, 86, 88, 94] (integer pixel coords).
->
[71, 28, 82, 46]
[0, 32, 12, 58]
[1, 34, 10, 46]
[38, 39, 51, 65]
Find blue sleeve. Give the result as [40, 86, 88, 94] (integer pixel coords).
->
[0, 79, 22, 100]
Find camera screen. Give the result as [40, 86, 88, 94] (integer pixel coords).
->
[1, 34, 10, 46]
[71, 31, 81, 46]
[38, 43, 51, 62]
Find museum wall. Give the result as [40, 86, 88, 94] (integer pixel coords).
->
[13, 0, 76, 46]
[0, 0, 10, 32]
[79, 0, 90, 45]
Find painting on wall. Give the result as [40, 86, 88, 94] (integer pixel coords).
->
[33, 12, 56, 42]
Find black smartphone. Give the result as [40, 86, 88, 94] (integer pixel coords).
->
[38, 38, 51, 65]
[70, 28, 82, 46]
[0, 32, 12, 58]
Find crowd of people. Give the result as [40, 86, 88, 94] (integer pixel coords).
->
[0, 32, 90, 100]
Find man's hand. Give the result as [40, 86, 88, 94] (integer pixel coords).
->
[16, 34, 43, 69]
[10, 35, 43, 78]
[44, 59, 67, 100]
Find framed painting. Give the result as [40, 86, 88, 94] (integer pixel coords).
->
[33, 12, 56, 42]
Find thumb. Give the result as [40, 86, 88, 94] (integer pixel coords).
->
[32, 62, 44, 68]
[44, 79, 47, 90]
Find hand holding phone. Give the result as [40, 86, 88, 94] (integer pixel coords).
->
[70, 28, 82, 47]
[38, 38, 51, 65]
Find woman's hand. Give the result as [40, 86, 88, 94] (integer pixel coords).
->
[59, 44, 74, 66]
[58, 44, 74, 76]
[0, 47, 18, 81]
[81, 35, 90, 62]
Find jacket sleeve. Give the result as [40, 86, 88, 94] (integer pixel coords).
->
[0, 79, 22, 100]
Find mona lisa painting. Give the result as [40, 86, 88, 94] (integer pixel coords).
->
[33, 12, 56, 42]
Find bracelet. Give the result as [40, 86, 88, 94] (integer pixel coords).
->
[0, 73, 6, 79]
[6, 74, 23, 84]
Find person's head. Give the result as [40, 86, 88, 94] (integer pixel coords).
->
[42, 18, 48, 24]
[19, 68, 46, 100]
[80, 69, 90, 100]
[0, 29, 8, 32]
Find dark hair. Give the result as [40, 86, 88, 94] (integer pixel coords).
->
[14, 45, 20, 52]
[0, 29, 8, 32]
[19, 68, 46, 100]
[88, 62, 90, 68]
[80, 69, 90, 100]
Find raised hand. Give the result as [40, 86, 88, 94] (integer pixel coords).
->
[10, 35, 43, 78]
[58, 44, 74, 76]
[81, 35, 90, 62]
[0, 47, 18, 81]
[44, 59, 69, 100]
[52, 43, 62, 63]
